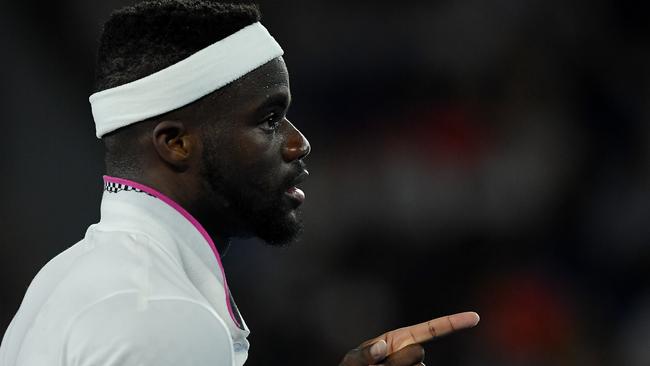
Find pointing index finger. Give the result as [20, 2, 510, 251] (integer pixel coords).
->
[375, 312, 480, 355]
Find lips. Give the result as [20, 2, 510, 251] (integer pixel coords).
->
[285, 186, 305, 203]
[284, 169, 309, 205]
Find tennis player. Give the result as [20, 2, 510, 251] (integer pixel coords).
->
[0, 1, 479, 365]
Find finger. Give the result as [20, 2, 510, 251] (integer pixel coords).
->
[370, 311, 480, 354]
[403, 311, 480, 343]
[340, 340, 387, 366]
[382, 344, 424, 366]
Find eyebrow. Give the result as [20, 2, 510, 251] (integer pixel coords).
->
[258, 89, 292, 111]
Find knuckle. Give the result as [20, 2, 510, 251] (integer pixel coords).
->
[412, 344, 425, 360]
[340, 353, 353, 365]
[406, 344, 425, 364]
[339, 349, 362, 366]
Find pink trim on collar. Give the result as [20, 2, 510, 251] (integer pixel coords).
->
[103, 175, 242, 329]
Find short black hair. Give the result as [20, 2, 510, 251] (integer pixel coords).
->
[94, 0, 260, 93]
[99, 0, 260, 176]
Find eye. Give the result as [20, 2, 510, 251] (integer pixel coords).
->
[260, 112, 284, 132]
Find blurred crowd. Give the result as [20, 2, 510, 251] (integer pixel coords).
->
[1, 0, 649, 365]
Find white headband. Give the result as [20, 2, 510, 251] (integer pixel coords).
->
[89, 22, 284, 138]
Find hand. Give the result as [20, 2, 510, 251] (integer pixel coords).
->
[339, 311, 480, 366]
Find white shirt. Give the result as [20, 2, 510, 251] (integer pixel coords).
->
[0, 176, 250, 366]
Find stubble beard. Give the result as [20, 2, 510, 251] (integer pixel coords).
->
[200, 139, 304, 247]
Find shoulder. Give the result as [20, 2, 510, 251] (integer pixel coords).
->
[62, 292, 234, 366]
[34, 229, 200, 321]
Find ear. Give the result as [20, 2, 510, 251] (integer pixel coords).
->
[152, 120, 194, 170]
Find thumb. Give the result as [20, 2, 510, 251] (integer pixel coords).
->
[340, 340, 388, 366]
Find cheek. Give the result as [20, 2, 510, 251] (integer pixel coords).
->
[223, 131, 285, 190]
[233, 130, 282, 169]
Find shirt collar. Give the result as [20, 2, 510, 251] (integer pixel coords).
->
[99, 175, 244, 330]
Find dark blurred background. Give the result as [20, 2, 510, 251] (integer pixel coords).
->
[1, 0, 649, 365]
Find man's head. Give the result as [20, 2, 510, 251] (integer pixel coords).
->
[95, 0, 310, 246]
[94, 0, 262, 92]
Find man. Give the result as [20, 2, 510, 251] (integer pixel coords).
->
[0, 1, 479, 365]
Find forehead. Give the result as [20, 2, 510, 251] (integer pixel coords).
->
[224, 57, 290, 103]
[185, 57, 289, 123]
[238, 57, 289, 91]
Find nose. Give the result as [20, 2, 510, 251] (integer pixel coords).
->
[282, 119, 311, 162]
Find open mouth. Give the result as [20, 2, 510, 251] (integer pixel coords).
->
[284, 170, 309, 205]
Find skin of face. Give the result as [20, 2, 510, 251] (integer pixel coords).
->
[195, 57, 311, 247]
[136, 56, 310, 250]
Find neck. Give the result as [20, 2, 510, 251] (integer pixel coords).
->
[105, 172, 233, 255]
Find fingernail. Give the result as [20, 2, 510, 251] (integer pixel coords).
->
[370, 340, 387, 360]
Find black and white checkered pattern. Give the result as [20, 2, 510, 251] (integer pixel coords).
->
[104, 181, 154, 197]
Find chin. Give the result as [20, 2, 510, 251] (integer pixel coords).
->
[255, 208, 304, 247]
